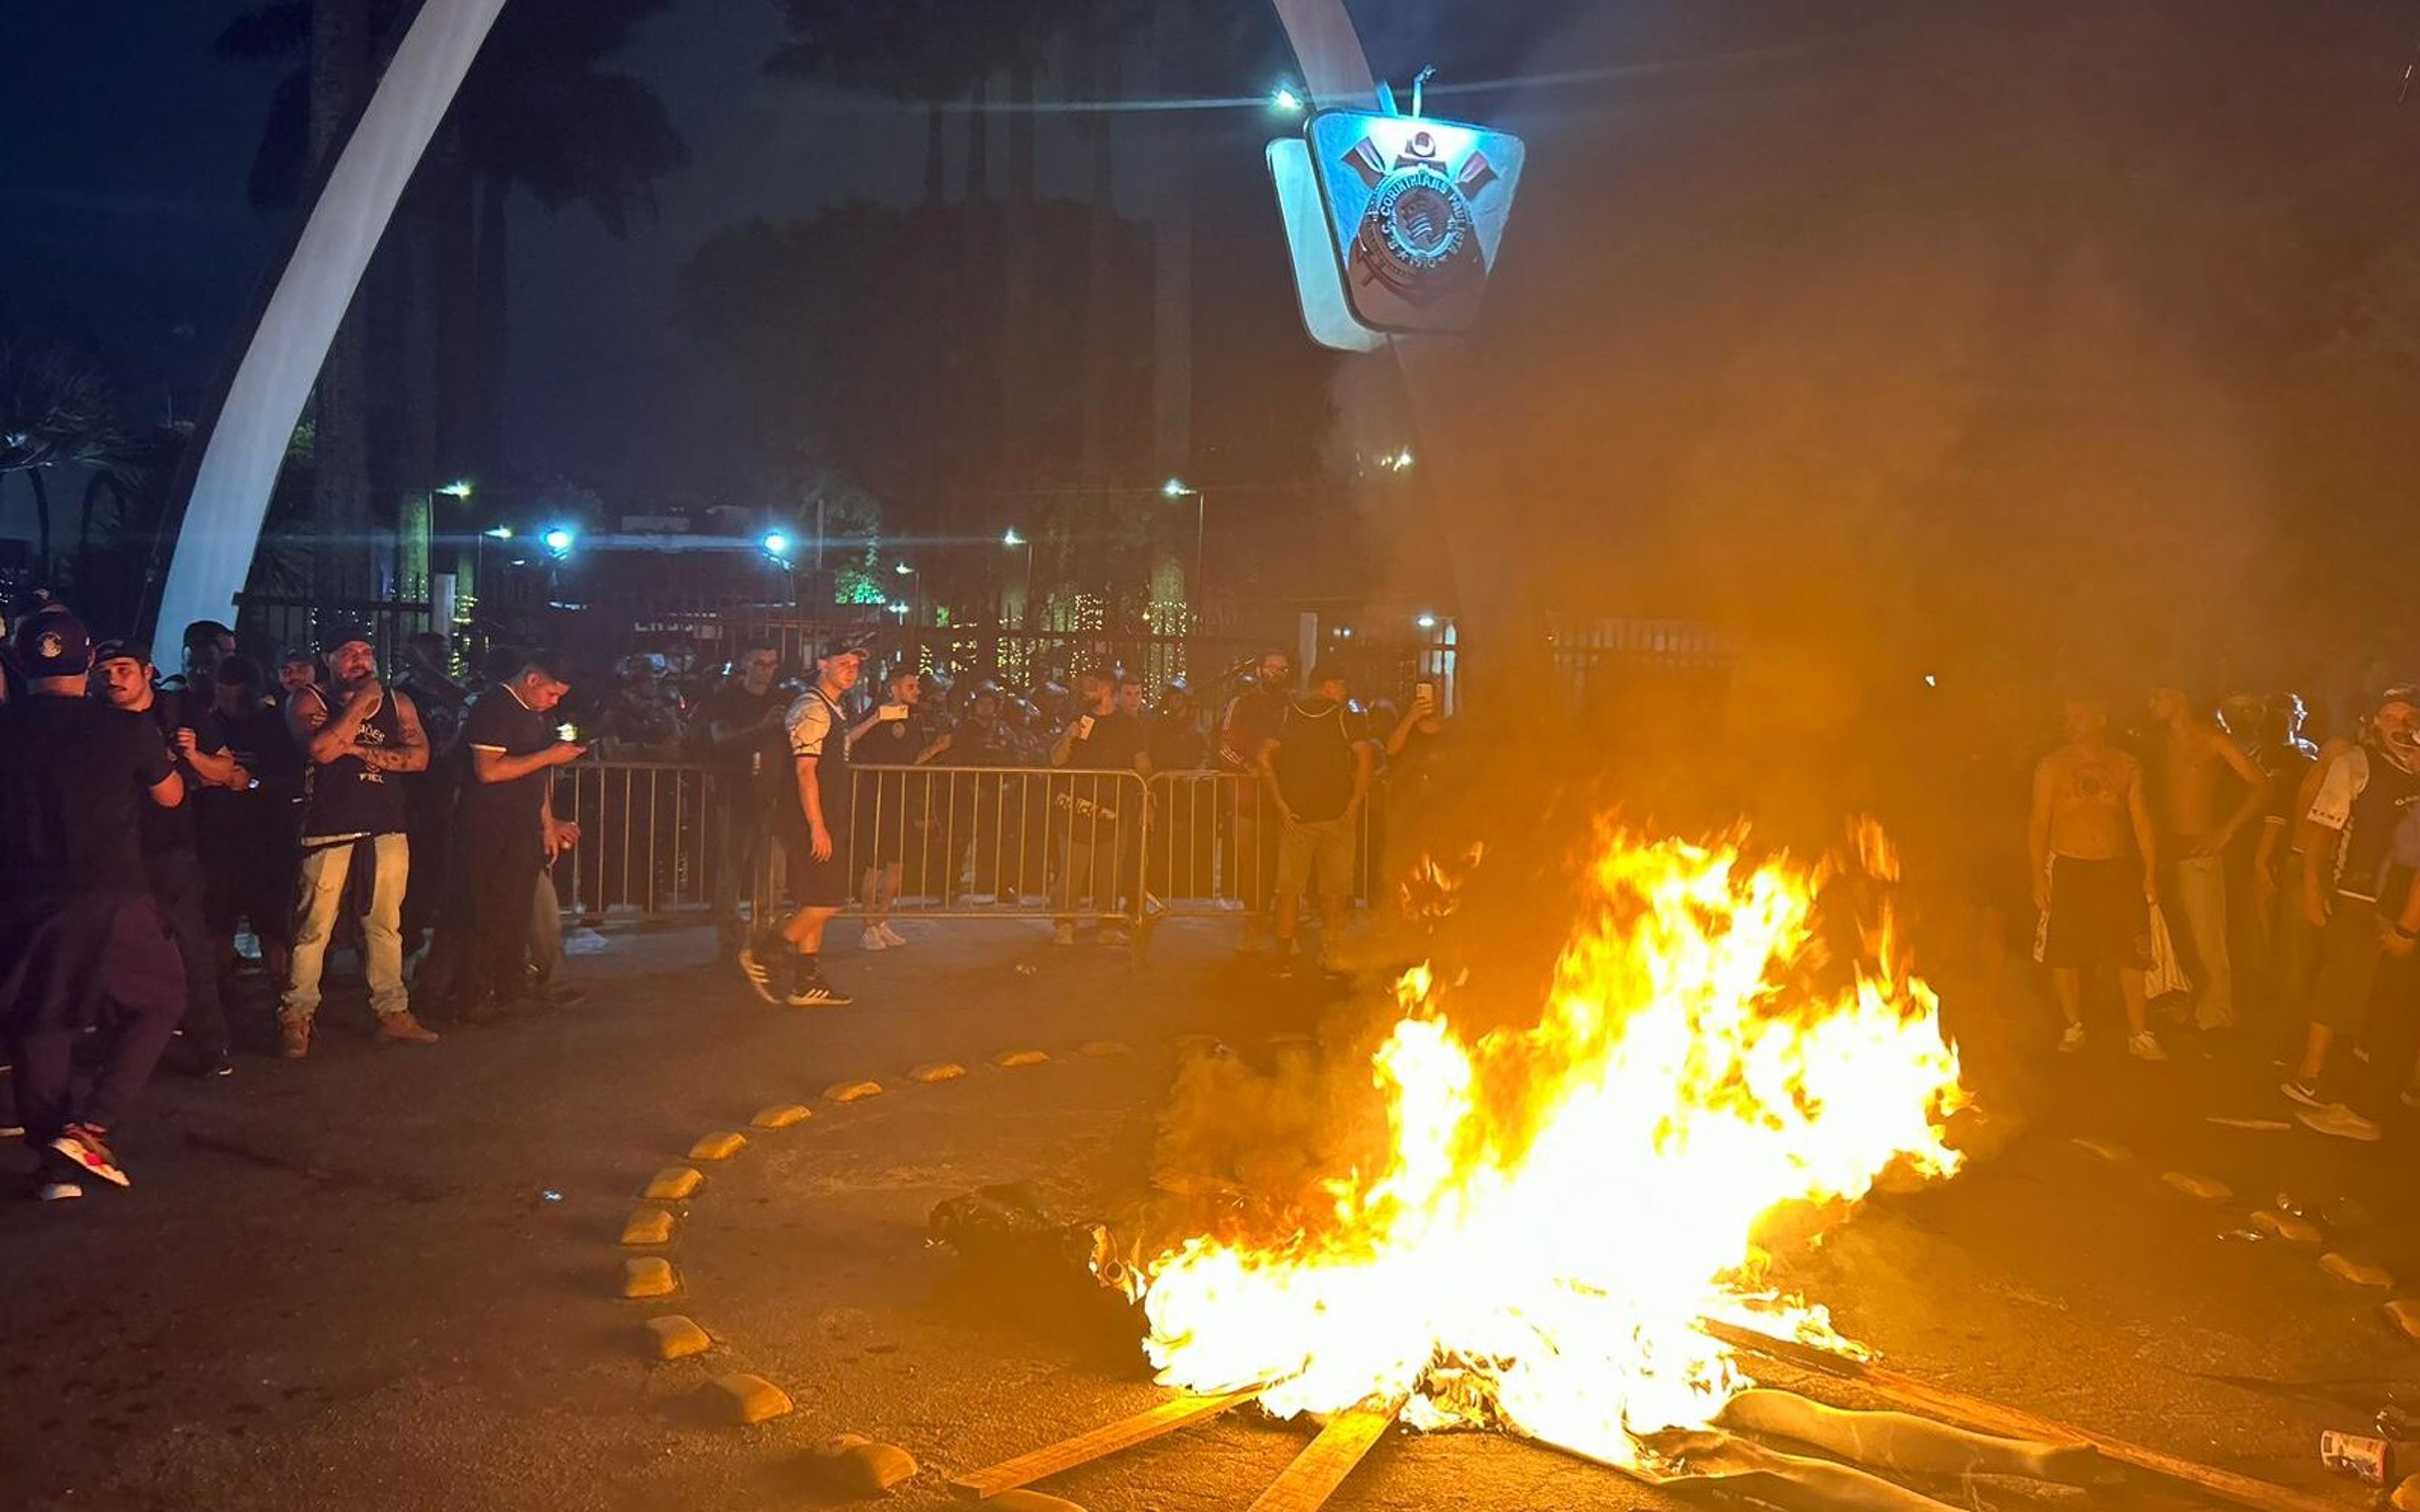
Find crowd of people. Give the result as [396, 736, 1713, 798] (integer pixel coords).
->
[0, 602, 1449, 1200]
[2024, 680, 2420, 1142]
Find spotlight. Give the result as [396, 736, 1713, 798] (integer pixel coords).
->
[541, 526, 576, 556]
[762, 530, 791, 559]
[1270, 84, 1305, 114]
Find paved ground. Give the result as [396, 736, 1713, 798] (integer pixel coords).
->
[3, 911, 2414, 1512]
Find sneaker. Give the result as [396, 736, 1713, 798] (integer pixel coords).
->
[2281, 1078, 2327, 1109]
[2126, 1031, 2167, 1063]
[376, 1011, 441, 1046]
[205, 1049, 235, 1079]
[877, 921, 908, 948]
[860, 925, 890, 952]
[279, 1016, 311, 1060]
[1054, 922, 1076, 947]
[2058, 1023, 2086, 1055]
[49, 1125, 129, 1188]
[2298, 1102, 2384, 1143]
[738, 945, 782, 1004]
[36, 1180, 84, 1202]
[785, 968, 855, 1008]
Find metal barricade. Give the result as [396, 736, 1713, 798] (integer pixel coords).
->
[1143, 770, 1381, 920]
[548, 759, 725, 921]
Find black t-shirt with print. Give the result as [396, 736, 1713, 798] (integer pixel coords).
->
[458, 684, 555, 835]
[0, 692, 175, 908]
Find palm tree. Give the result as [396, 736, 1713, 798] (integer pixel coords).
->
[0, 333, 135, 578]
[218, 0, 689, 483]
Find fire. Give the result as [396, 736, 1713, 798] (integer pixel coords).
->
[1135, 822, 1968, 1466]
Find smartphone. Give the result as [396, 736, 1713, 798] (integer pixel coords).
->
[558, 722, 580, 742]
[879, 703, 909, 722]
[1076, 714, 1097, 738]
[1415, 682, 1436, 706]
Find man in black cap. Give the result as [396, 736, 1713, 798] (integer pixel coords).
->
[742, 638, 864, 1006]
[94, 639, 250, 1077]
[0, 609, 188, 1199]
[279, 623, 438, 1057]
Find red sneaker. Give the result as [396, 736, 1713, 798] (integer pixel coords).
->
[48, 1124, 129, 1188]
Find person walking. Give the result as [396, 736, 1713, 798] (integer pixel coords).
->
[279, 626, 439, 1057]
[741, 639, 864, 1006]
[0, 609, 189, 1200]
[2028, 697, 2165, 1060]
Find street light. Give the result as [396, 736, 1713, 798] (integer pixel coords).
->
[483, 525, 512, 540]
[542, 525, 576, 557]
[437, 479, 475, 498]
[1003, 529, 1034, 622]
[1160, 478, 1207, 616]
[1270, 84, 1305, 113]
[762, 530, 791, 561]
[1415, 612, 1438, 631]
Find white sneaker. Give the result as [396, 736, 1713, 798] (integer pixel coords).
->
[877, 921, 908, 948]
[2281, 1078, 2327, 1109]
[35, 1180, 84, 1202]
[1053, 922, 1076, 947]
[2058, 1023, 2086, 1055]
[2298, 1102, 2383, 1142]
[860, 925, 889, 952]
[2127, 1031, 2167, 1063]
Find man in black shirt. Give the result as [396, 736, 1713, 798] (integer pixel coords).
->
[696, 643, 788, 961]
[1050, 668, 1151, 946]
[95, 640, 251, 1077]
[196, 655, 296, 1007]
[441, 652, 585, 1022]
[1262, 662, 1375, 973]
[1219, 649, 1294, 944]
[0, 610, 188, 1199]
[1147, 678, 1214, 900]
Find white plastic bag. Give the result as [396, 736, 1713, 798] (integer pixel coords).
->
[2144, 900, 2192, 1000]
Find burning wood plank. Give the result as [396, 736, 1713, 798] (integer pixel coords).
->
[1703, 1320, 2344, 1512]
[948, 1390, 1258, 1501]
[1245, 1399, 1404, 1512]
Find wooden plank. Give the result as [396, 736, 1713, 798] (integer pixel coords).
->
[1702, 1320, 2346, 1512]
[1247, 1400, 1404, 1512]
[948, 1390, 1258, 1500]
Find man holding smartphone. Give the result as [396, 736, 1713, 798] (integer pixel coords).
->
[744, 638, 865, 1005]
[443, 652, 585, 1024]
[1051, 667, 1151, 945]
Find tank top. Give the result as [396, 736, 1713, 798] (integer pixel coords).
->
[2336, 742, 2420, 901]
[301, 687, 409, 841]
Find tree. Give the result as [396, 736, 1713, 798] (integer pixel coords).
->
[0, 331, 136, 578]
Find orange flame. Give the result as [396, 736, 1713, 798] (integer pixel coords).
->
[1137, 820, 1968, 1465]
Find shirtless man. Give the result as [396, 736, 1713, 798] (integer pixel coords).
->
[2148, 686, 2267, 1031]
[2029, 697, 2165, 1060]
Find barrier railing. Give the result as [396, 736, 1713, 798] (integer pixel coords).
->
[550, 760, 1383, 941]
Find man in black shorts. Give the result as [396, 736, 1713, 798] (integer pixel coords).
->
[742, 639, 865, 1006]
[0, 609, 189, 1200]
[2028, 697, 2165, 1060]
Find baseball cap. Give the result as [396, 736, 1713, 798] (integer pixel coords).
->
[2377, 684, 2420, 714]
[320, 622, 376, 655]
[11, 607, 93, 675]
[93, 637, 153, 668]
[815, 634, 872, 665]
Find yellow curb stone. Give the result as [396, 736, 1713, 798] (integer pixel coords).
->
[2158, 1171, 2230, 1203]
[645, 1314, 712, 1361]
[2068, 1138, 2130, 1163]
[620, 1206, 676, 1247]
[825, 1080, 884, 1104]
[688, 1131, 748, 1162]
[1078, 1040, 1130, 1058]
[907, 1062, 967, 1084]
[643, 1166, 704, 1201]
[817, 1433, 918, 1495]
[2325, 1253, 2397, 1288]
[2384, 1298, 2420, 1340]
[705, 1372, 793, 1425]
[751, 1104, 812, 1130]
[622, 1257, 678, 1298]
[2250, 1209, 2323, 1245]
[989, 1492, 1086, 1512]
[993, 1049, 1051, 1068]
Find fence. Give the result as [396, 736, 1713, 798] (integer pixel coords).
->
[546, 759, 1382, 950]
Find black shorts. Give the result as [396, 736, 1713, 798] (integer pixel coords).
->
[773, 807, 852, 910]
[2040, 856, 2152, 971]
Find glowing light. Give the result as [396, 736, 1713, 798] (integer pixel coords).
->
[1923, 673, 1938, 688]
[1271, 84, 1305, 114]
[1134, 822, 1968, 1465]
[541, 527, 575, 556]
[1162, 477, 1194, 498]
[1395, 449, 1415, 470]
[896, 561, 916, 576]
[437, 479, 475, 498]
[762, 531, 791, 559]
[1003, 529, 1026, 547]
[1415, 612, 1438, 630]
[887, 600, 909, 617]
[483, 525, 512, 541]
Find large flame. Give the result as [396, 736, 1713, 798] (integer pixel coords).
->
[1136, 822, 1968, 1465]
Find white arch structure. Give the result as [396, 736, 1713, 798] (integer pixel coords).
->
[154, 0, 1390, 643]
